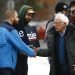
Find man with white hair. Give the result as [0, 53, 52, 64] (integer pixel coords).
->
[54, 13, 69, 32]
[47, 13, 75, 75]
[37, 13, 75, 75]
[44, 2, 69, 75]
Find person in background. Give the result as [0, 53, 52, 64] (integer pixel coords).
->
[45, 1, 69, 41]
[14, 5, 37, 75]
[0, 9, 36, 75]
[69, 0, 75, 25]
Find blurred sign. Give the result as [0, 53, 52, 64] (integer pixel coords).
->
[25, 26, 40, 47]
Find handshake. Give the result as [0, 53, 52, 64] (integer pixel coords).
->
[29, 45, 38, 56]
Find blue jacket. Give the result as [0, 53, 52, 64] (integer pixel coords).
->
[0, 21, 35, 70]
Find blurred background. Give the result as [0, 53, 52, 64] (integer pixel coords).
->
[0, 0, 72, 41]
[0, 0, 71, 21]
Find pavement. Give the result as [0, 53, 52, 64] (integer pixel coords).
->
[28, 40, 50, 75]
[28, 56, 50, 75]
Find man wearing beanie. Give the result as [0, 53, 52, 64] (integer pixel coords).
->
[14, 5, 37, 75]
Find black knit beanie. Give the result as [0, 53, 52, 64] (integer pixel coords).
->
[55, 2, 68, 13]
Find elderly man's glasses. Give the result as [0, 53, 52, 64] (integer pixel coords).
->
[54, 22, 64, 25]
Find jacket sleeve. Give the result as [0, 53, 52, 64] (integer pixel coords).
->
[37, 48, 50, 57]
[6, 29, 35, 57]
[37, 27, 55, 57]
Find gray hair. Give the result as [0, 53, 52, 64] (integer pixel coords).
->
[54, 13, 69, 25]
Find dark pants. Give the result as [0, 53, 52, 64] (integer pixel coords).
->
[0, 68, 13, 75]
[59, 64, 70, 75]
[14, 53, 28, 75]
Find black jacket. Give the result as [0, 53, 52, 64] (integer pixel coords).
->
[14, 21, 30, 45]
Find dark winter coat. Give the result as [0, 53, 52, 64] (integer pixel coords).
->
[37, 25, 75, 75]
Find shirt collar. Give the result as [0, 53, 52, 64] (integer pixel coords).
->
[59, 27, 66, 36]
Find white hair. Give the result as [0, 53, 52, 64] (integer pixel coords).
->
[54, 13, 69, 26]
